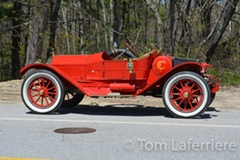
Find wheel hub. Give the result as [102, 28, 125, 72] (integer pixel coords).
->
[39, 89, 45, 96]
[183, 92, 189, 99]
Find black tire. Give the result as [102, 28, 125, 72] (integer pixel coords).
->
[209, 93, 216, 106]
[21, 70, 65, 114]
[107, 49, 136, 59]
[162, 71, 211, 118]
[61, 89, 84, 108]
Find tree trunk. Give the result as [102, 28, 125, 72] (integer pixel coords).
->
[122, 0, 126, 31]
[61, 7, 70, 53]
[25, 0, 50, 65]
[101, 0, 108, 50]
[48, 0, 61, 59]
[23, 0, 31, 67]
[78, 1, 84, 53]
[145, 0, 163, 49]
[179, 0, 192, 56]
[71, 5, 76, 53]
[196, 0, 214, 38]
[144, 4, 149, 46]
[11, 1, 22, 79]
[113, 0, 120, 44]
[164, 0, 177, 54]
[205, 0, 239, 62]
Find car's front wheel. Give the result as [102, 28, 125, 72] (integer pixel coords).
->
[162, 71, 210, 118]
[21, 70, 64, 114]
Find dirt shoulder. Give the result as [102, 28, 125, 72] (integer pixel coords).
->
[0, 80, 239, 111]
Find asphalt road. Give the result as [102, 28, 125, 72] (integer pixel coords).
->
[0, 103, 240, 160]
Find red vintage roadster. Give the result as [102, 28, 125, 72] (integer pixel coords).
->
[20, 44, 219, 118]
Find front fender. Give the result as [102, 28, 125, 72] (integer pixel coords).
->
[20, 63, 56, 75]
[20, 63, 87, 95]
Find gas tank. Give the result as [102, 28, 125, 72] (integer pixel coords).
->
[152, 56, 172, 76]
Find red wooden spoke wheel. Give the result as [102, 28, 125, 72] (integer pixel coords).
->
[170, 79, 203, 112]
[28, 77, 58, 108]
[163, 71, 210, 118]
[21, 70, 64, 114]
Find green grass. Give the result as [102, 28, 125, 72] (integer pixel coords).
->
[208, 68, 240, 86]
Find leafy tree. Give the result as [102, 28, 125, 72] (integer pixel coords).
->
[0, 0, 239, 85]
[205, 0, 239, 62]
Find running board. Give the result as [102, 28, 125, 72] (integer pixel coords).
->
[90, 92, 132, 98]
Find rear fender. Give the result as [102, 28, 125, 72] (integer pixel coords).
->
[158, 62, 203, 86]
[158, 62, 219, 93]
[135, 62, 204, 96]
[20, 63, 87, 95]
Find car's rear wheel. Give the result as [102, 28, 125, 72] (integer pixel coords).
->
[209, 93, 215, 106]
[162, 71, 210, 118]
[21, 70, 64, 114]
[61, 88, 84, 108]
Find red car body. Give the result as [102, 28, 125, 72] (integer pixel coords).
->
[20, 50, 219, 118]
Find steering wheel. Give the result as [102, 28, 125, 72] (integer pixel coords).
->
[124, 40, 136, 55]
[107, 49, 136, 59]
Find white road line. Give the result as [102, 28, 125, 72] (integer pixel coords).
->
[0, 117, 240, 129]
[0, 157, 51, 160]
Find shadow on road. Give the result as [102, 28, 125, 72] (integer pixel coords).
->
[45, 104, 219, 119]
[58, 104, 169, 116]
[26, 104, 219, 119]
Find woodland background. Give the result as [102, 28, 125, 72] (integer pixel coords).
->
[0, 0, 239, 85]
